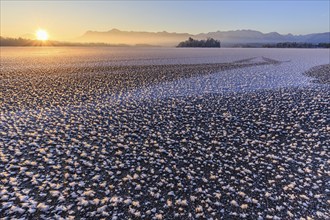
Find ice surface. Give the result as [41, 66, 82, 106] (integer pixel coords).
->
[2, 47, 328, 101]
[1, 47, 329, 219]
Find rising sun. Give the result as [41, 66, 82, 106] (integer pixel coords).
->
[36, 29, 49, 41]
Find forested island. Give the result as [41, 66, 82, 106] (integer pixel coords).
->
[177, 37, 221, 48]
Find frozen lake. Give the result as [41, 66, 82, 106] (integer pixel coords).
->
[1, 47, 329, 67]
[1, 47, 329, 219]
[1, 47, 329, 102]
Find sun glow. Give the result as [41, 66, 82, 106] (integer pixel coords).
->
[36, 29, 49, 41]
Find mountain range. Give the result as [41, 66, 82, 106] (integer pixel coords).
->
[76, 28, 330, 46]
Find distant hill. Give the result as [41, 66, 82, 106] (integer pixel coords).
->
[76, 28, 192, 46]
[196, 30, 330, 46]
[2, 29, 329, 47]
[76, 28, 330, 47]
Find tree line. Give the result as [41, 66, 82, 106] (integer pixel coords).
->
[0, 37, 128, 47]
[0, 37, 37, 46]
[262, 42, 330, 48]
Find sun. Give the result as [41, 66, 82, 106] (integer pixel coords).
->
[36, 29, 49, 41]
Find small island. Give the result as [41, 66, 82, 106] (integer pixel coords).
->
[177, 37, 221, 48]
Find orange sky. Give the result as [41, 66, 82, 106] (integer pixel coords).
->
[1, 1, 329, 41]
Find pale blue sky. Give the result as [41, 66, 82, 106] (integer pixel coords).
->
[1, 1, 329, 40]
